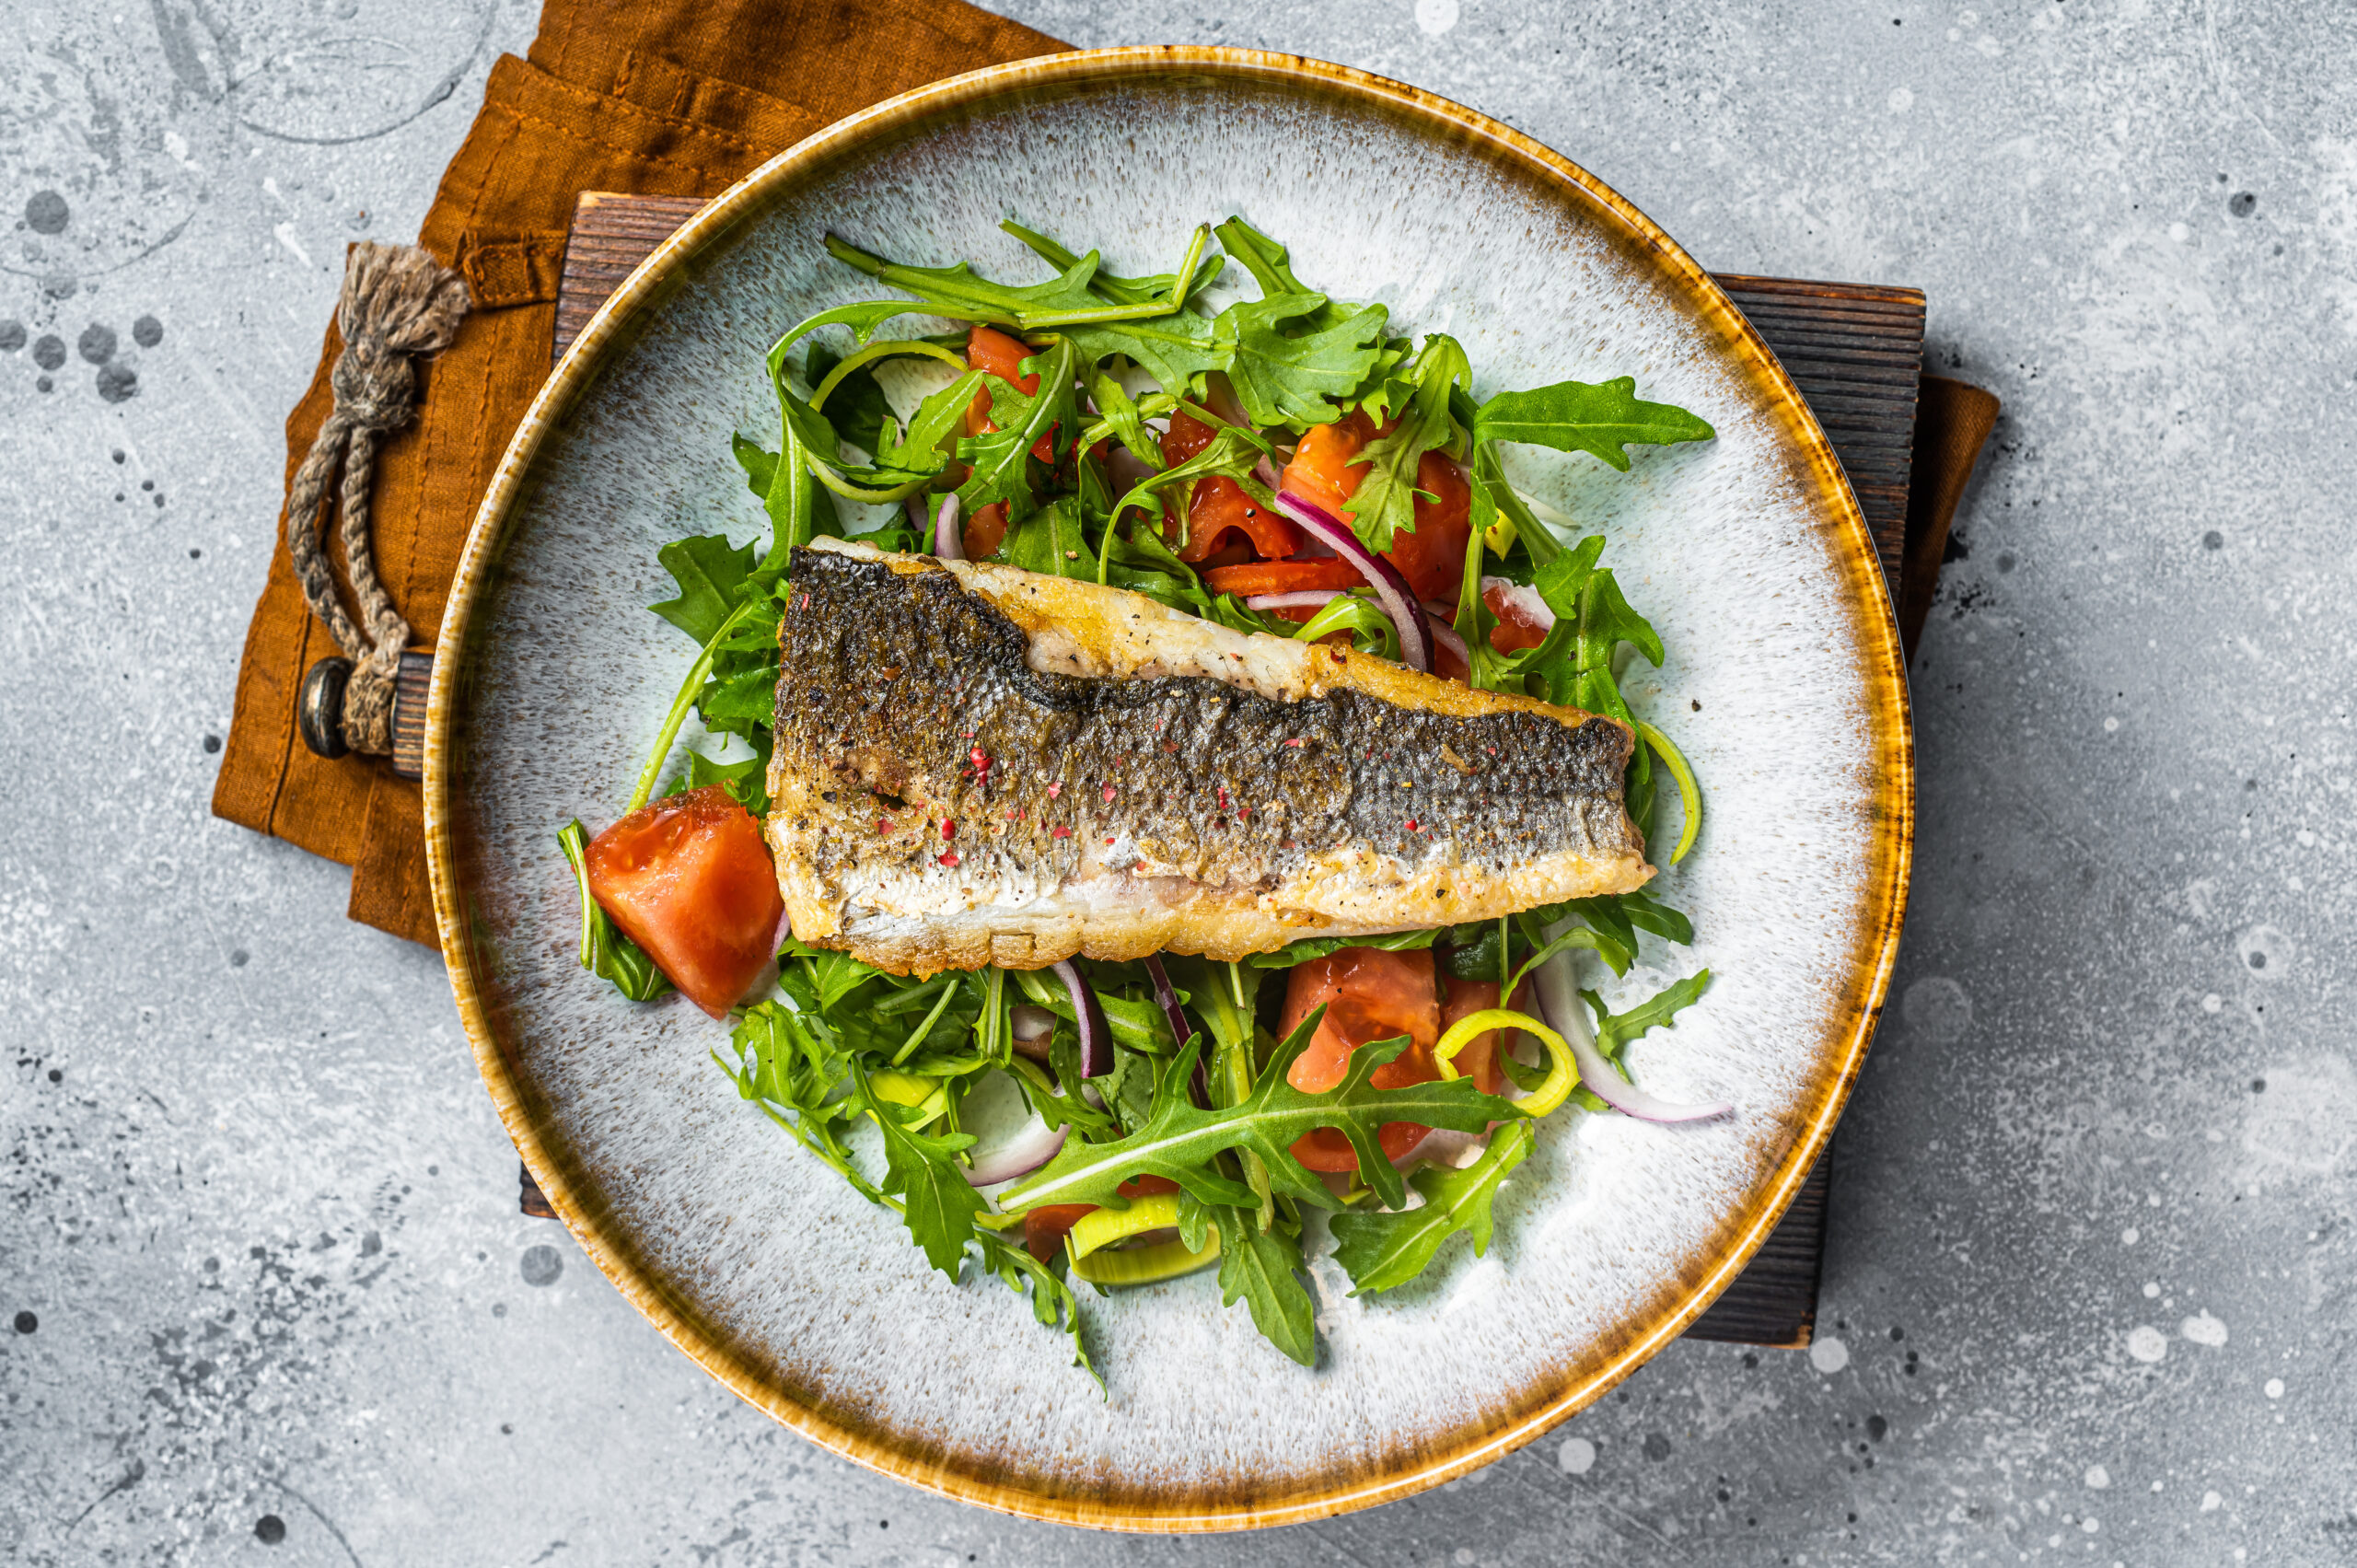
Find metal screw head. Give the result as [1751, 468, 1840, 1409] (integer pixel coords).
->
[297, 657, 354, 760]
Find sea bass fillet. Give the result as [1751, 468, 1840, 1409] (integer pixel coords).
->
[766, 538, 1652, 975]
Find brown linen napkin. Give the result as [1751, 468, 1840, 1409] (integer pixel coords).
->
[213, 0, 1997, 947]
[210, 0, 1062, 945]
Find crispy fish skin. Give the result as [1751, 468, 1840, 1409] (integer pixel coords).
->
[767, 538, 1651, 975]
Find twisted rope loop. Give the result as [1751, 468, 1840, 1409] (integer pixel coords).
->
[284, 241, 469, 753]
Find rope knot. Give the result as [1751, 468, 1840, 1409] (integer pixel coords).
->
[285, 240, 470, 756]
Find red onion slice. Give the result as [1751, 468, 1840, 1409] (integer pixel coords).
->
[1143, 953, 1209, 1107]
[1269, 491, 1433, 672]
[1051, 958, 1113, 1078]
[1531, 946, 1732, 1124]
[933, 494, 963, 559]
[964, 1118, 1069, 1186]
[1243, 590, 1342, 611]
[1427, 618, 1470, 672]
[959, 1068, 1071, 1186]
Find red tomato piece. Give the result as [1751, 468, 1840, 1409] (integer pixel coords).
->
[1201, 558, 1364, 598]
[1483, 581, 1550, 653]
[1155, 411, 1300, 563]
[1280, 947, 1443, 1177]
[1019, 1174, 1180, 1262]
[585, 785, 783, 1019]
[962, 501, 1010, 561]
[1385, 450, 1473, 604]
[1279, 410, 1378, 520]
[1283, 419, 1472, 602]
[963, 325, 1054, 462]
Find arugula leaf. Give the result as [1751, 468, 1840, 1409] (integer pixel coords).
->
[557, 820, 673, 1001]
[1611, 888, 1695, 947]
[1002, 217, 1225, 308]
[875, 367, 986, 475]
[1083, 365, 1163, 469]
[1582, 970, 1713, 1063]
[648, 534, 758, 645]
[1055, 311, 1225, 398]
[1102, 423, 1272, 568]
[856, 1063, 983, 1279]
[805, 341, 893, 459]
[678, 745, 768, 812]
[954, 340, 1075, 521]
[778, 935, 889, 1011]
[827, 233, 1106, 324]
[1329, 1120, 1532, 1294]
[1471, 377, 1714, 471]
[1340, 334, 1470, 552]
[1212, 217, 1357, 333]
[973, 1228, 1099, 1389]
[1245, 928, 1440, 970]
[771, 300, 951, 363]
[1213, 1204, 1317, 1365]
[999, 1017, 1518, 1215]
[999, 496, 1097, 579]
[1215, 293, 1389, 430]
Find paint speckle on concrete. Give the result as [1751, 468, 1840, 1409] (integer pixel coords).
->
[1808, 1336, 1849, 1375]
[2127, 1327, 2169, 1363]
[1557, 1436, 1596, 1474]
[1900, 976, 1969, 1042]
[25, 188, 68, 233]
[2180, 1311, 2228, 1347]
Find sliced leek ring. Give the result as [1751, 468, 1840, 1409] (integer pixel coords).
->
[1432, 1006, 1576, 1120]
[1068, 1230, 1221, 1287]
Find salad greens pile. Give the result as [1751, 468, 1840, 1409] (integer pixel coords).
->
[564, 215, 1724, 1379]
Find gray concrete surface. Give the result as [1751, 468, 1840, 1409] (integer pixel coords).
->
[4, 1, 2351, 1562]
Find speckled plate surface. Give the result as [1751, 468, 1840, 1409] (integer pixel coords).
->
[424, 48, 1911, 1532]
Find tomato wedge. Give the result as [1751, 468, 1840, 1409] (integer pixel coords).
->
[1157, 411, 1299, 563]
[1483, 580, 1550, 653]
[1022, 1174, 1180, 1263]
[1281, 415, 1474, 602]
[1200, 558, 1364, 598]
[1385, 450, 1472, 603]
[585, 785, 783, 1019]
[963, 501, 1010, 561]
[1279, 409, 1377, 520]
[1280, 948, 1444, 1177]
[963, 325, 1054, 462]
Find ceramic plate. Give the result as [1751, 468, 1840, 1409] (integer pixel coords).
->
[426, 47, 1911, 1531]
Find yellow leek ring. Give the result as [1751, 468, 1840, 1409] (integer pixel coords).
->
[1432, 1007, 1576, 1120]
[1065, 1192, 1183, 1260]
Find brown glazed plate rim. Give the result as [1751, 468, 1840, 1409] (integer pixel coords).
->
[424, 45, 1915, 1532]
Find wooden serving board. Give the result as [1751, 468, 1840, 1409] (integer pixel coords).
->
[525, 191, 1930, 1351]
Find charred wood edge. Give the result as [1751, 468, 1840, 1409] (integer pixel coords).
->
[502, 197, 1945, 1353]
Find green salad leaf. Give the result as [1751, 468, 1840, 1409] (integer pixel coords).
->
[1330, 1120, 1532, 1294]
[1215, 292, 1390, 430]
[1213, 1205, 1318, 1365]
[1470, 376, 1715, 470]
[1339, 333, 1470, 552]
[557, 820, 672, 1001]
[1000, 1017, 1519, 1216]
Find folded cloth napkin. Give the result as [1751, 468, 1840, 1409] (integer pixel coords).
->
[213, 0, 1997, 948]
[211, 0, 1062, 946]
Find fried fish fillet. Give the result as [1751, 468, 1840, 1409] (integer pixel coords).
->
[766, 538, 1651, 975]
